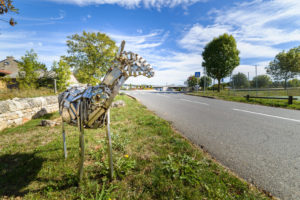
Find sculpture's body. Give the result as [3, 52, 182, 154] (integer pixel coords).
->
[58, 41, 154, 180]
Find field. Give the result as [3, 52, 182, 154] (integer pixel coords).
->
[188, 88, 300, 110]
[0, 95, 271, 199]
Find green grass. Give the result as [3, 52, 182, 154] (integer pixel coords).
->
[188, 90, 300, 110]
[0, 95, 272, 199]
[0, 87, 55, 101]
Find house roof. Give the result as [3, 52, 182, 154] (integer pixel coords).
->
[0, 70, 12, 75]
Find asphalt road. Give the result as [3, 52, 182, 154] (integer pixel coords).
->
[125, 90, 300, 200]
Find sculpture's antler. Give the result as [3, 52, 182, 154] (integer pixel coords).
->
[115, 41, 154, 78]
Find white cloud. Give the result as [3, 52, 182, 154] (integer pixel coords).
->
[237, 42, 279, 58]
[109, 30, 168, 52]
[0, 31, 68, 68]
[50, 10, 66, 20]
[107, 31, 203, 85]
[178, 24, 232, 51]
[46, 0, 207, 9]
[82, 14, 92, 22]
[179, 0, 300, 60]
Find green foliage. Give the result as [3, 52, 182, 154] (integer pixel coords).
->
[65, 31, 117, 85]
[288, 78, 300, 87]
[17, 49, 46, 89]
[187, 75, 198, 87]
[199, 76, 212, 88]
[51, 58, 71, 91]
[251, 75, 272, 88]
[266, 50, 299, 88]
[231, 72, 249, 89]
[188, 90, 300, 110]
[0, 0, 18, 26]
[287, 46, 300, 73]
[0, 87, 54, 100]
[202, 33, 240, 92]
[162, 154, 202, 185]
[208, 83, 227, 91]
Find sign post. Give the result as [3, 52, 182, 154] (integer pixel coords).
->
[195, 72, 200, 92]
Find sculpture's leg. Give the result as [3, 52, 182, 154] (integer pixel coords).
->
[106, 109, 114, 179]
[78, 102, 85, 181]
[62, 117, 67, 159]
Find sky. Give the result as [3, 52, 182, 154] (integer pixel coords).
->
[1, 0, 300, 86]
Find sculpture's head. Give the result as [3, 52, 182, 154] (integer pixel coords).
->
[116, 40, 154, 78]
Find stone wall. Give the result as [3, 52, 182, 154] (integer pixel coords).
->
[0, 96, 58, 131]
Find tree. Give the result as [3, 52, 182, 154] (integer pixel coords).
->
[18, 49, 46, 89]
[287, 46, 300, 73]
[202, 33, 240, 92]
[288, 78, 300, 87]
[231, 72, 249, 89]
[187, 75, 198, 87]
[251, 75, 271, 88]
[0, 0, 18, 26]
[266, 50, 298, 89]
[65, 31, 117, 85]
[199, 76, 212, 88]
[52, 58, 71, 91]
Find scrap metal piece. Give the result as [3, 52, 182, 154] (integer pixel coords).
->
[58, 40, 154, 181]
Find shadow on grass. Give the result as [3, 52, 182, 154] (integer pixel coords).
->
[0, 153, 45, 197]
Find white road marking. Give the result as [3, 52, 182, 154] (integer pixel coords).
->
[157, 94, 171, 98]
[233, 108, 300, 123]
[179, 99, 209, 105]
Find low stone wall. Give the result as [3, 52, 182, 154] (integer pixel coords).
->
[0, 96, 58, 131]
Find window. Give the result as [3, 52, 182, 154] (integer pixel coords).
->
[4, 61, 9, 65]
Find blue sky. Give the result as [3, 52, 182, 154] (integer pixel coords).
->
[1, 0, 300, 85]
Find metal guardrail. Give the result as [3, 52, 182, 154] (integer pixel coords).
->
[245, 95, 296, 104]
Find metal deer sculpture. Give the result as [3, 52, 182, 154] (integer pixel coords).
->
[58, 40, 154, 180]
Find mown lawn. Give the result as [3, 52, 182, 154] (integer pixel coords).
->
[0, 95, 272, 199]
[188, 90, 300, 110]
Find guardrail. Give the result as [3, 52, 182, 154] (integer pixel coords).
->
[244, 95, 297, 105]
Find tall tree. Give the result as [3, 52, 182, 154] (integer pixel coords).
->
[266, 50, 298, 89]
[202, 33, 240, 92]
[65, 31, 117, 85]
[187, 75, 198, 88]
[199, 76, 212, 88]
[18, 49, 46, 89]
[287, 46, 300, 73]
[52, 58, 71, 91]
[288, 78, 300, 87]
[251, 75, 271, 88]
[231, 72, 249, 89]
[0, 0, 17, 26]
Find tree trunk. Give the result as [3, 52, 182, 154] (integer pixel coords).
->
[218, 78, 221, 92]
[284, 79, 287, 90]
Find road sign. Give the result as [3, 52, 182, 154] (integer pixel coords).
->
[195, 72, 201, 77]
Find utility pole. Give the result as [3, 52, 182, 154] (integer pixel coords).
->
[248, 72, 250, 95]
[203, 68, 206, 94]
[255, 65, 258, 96]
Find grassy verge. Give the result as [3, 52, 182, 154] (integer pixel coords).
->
[0, 87, 55, 101]
[188, 91, 300, 110]
[0, 95, 272, 199]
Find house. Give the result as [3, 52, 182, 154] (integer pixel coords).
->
[0, 56, 80, 89]
[0, 56, 19, 78]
